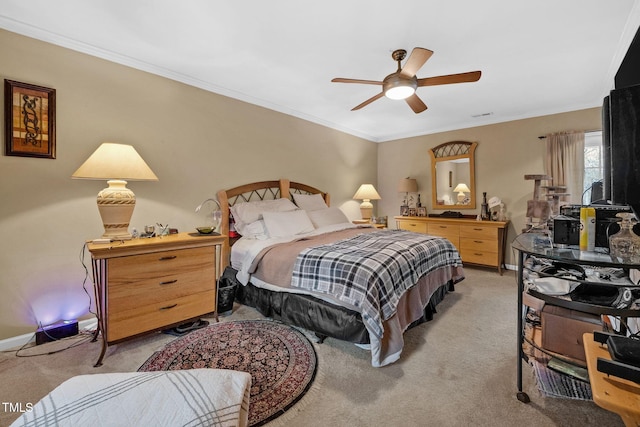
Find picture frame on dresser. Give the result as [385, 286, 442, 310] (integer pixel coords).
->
[4, 79, 56, 159]
[417, 207, 427, 217]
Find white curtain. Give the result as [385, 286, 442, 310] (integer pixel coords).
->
[544, 131, 585, 205]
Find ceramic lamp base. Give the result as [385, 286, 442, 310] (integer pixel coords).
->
[96, 180, 135, 240]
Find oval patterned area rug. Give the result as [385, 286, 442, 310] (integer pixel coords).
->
[138, 320, 317, 426]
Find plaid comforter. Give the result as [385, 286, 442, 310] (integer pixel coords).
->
[290, 229, 462, 339]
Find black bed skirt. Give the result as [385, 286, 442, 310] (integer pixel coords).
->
[221, 267, 455, 345]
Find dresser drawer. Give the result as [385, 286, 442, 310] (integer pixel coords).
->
[108, 290, 216, 342]
[460, 224, 498, 240]
[108, 268, 215, 312]
[397, 220, 427, 234]
[460, 237, 498, 254]
[108, 246, 215, 283]
[460, 248, 499, 267]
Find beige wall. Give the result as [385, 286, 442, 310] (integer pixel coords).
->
[377, 108, 603, 266]
[0, 30, 377, 340]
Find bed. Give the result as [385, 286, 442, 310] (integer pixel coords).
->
[217, 179, 464, 367]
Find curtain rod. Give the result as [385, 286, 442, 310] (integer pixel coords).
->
[538, 129, 601, 139]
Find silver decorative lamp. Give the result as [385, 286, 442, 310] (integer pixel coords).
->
[353, 184, 381, 221]
[72, 142, 158, 240]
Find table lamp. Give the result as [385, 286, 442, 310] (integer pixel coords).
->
[72, 142, 158, 240]
[398, 178, 418, 205]
[453, 183, 471, 203]
[353, 184, 381, 221]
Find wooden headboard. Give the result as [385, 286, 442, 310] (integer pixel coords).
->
[216, 179, 330, 267]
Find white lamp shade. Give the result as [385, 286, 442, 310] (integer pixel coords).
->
[398, 178, 418, 193]
[353, 184, 381, 201]
[453, 183, 471, 193]
[72, 142, 158, 181]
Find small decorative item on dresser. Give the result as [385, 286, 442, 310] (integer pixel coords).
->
[417, 207, 427, 217]
[481, 192, 490, 220]
[400, 205, 409, 216]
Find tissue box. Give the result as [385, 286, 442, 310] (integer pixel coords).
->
[541, 305, 602, 362]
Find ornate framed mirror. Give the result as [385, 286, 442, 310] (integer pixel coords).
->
[429, 141, 477, 210]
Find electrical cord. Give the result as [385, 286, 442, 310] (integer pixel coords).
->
[0, 329, 94, 357]
[79, 242, 98, 318]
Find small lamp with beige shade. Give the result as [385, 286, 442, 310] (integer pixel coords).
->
[72, 142, 158, 240]
[353, 184, 381, 221]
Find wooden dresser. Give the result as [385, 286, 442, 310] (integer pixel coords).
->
[394, 216, 509, 274]
[87, 232, 226, 366]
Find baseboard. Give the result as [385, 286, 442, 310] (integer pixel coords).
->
[0, 318, 98, 352]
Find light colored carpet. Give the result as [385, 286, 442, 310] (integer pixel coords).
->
[0, 267, 624, 427]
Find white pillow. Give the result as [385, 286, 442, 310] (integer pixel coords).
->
[262, 210, 315, 237]
[237, 220, 268, 240]
[307, 207, 350, 228]
[230, 198, 297, 232]
[292, 193, 328, 211]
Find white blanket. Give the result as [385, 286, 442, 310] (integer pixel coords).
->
[10, 369, 251, 427]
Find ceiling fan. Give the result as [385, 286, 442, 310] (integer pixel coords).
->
[331, 47, 481, 113]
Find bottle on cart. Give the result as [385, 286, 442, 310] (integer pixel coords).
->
[481, 192, 490, 220]
[609, 212, 640, 263]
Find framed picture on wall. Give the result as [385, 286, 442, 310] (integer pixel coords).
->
[4, 79, 56, 159]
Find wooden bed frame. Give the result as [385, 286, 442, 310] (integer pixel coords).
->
[217, 178, 330, 267]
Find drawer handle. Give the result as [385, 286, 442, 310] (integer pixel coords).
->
[160, 279, 177, 285]
[439, 226, 447, 228]
[159, 255, 177, 261]
[474, 240, 483, 243]
[473, 228, 484, 231]
[474, 253, 483, 256]
[159, 304, 178, 311]
[409, 224, 416, 227]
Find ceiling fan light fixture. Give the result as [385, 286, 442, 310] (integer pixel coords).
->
[385, 85, 415, 100]
[383, 74, 417, 100]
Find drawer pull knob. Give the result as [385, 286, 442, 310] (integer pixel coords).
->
[160, 280, 177, 285]
[159, 256, 177, 261]
[159, 304, 178, 310]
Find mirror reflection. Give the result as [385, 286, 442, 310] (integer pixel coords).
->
[430, 141, 477, 210]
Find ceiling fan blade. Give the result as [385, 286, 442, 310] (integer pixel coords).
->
[405, 94, 427, 113]
[352, 92, 385, 111]
[332, 78, 383, 85]
[400, 47, 433, 78]
[417, 71, 482, 87]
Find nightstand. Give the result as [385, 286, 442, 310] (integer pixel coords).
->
[87, 232, 227, 366]
[352, 220, 386, 229]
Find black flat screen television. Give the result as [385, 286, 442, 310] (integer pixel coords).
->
[602, 84, 640, 218]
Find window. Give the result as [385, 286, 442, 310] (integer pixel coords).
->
[583, 130, 604, 203]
